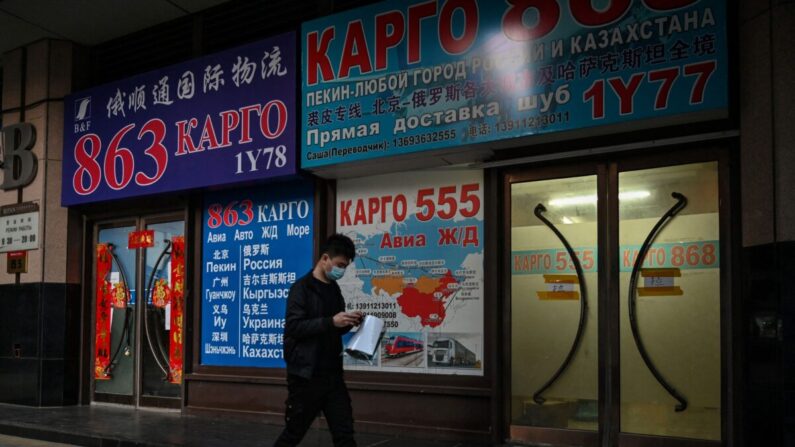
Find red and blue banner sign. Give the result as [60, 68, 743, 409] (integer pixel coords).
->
[62, 32, 296, 206]
[301, 0, 728, 168]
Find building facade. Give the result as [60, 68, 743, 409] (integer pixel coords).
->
[0, 1, 792, 446]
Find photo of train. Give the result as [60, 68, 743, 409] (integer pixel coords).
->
[383, 335, 424, 358]
[428, 337, 478, 368]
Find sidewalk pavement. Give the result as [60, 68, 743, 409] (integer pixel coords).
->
[0, 434, 77, 447]
[0, 404, 509, 447]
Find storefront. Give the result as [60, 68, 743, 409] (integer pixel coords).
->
[294, 0, 734, 445]
[6, 0, 794, 446]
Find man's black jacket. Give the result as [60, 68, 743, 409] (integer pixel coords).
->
[284, 272, 352, 379]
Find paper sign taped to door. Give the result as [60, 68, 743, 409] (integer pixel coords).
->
[638, 268, 683, 297]
[537, 275, 580, 300]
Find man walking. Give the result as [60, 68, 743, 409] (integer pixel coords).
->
[275, 234, 363, 447]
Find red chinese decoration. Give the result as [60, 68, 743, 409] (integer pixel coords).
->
[152, 278, 171, 308]
[95, 244, 113, 380]
[128, 229, 155, 249]
[111, 282, 129, 309]
[168, 236, 185, 384]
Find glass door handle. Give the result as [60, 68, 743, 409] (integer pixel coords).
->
[144, 240, 173, 380]
[628, 192, 688, 412]
[105, 244, 133, 377]
[532, 203, 589, 405]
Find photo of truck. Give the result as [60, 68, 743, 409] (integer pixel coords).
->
[428, 337, 477, 367]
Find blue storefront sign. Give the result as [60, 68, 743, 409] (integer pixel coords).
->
[200, 181, 314, 368]
[301, 0, 728, 168]
[62, 32, 296, 206]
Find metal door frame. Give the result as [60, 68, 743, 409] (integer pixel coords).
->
[501, 144, 736, 447]
[88, 211, 186, 409]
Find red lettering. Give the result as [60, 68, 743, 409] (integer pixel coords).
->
[72, 134, 102, 195]
[530, 254, 539, 270]
[438, 227, 459, 245]
[104, 124, 135, 190]
[219, 110, 240, 147]
[462, 226, 479, 247]
[239, 104, 261, 144]
[380, 196, 393, 223]
[437, 186, 457, 219]
[375, 11, 405, 71]
[684, 60, 717, 105]
[408, 1, 437, 64]
[239, 200, 254, 226]
[649, 67, 679, 110]
[134, 119, 168, 187]
[307, 27, 335, 86]
[584, 79, 605, 119]
[570, 0, 630, 27]
[439, 0, 478, 54]
[354, 200, 367, 225]
[339, 20, 373, 79]
[260, 100, 288, 139]
[416, 188, 435, 222]
[394, 194, 408, 222]
[197, 115, 220, 150]
[175, 118, 199, 156]
[459, 183, 480, 218]
[207, 204, 223, 229]
[608, 73, 645, 115]
[380, 233, 393, 249]
[502, 0, 560, 41]
[368, 197, 380, 224]
[687, 244, 700, 266]
[340, 200, 353, 226]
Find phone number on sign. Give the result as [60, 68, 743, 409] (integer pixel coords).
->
[495, 112, 571, 133]
[350, 302, 397, 311]
[393, 129, 456, 148]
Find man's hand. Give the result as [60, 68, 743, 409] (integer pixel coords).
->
[333, 312, 363, 328]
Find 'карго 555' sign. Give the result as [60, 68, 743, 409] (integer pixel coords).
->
[62, 32, 296, 206]
[301, 0, 728, 168]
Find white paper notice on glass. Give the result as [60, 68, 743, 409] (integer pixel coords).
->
[345, 315, 385, 362]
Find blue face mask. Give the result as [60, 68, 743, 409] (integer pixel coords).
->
[325, 265, 346, 281]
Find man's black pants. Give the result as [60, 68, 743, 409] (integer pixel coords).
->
[274, 373, 356, 447]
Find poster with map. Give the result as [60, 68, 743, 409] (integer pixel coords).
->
[336, 170, 484, 375]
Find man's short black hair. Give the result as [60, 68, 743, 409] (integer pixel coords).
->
[321, 233, 356, 261]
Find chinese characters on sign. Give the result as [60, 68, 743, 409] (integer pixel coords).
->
[200, 181, 314, 368]
[63, 32, 296, 206]
[128, 230, 155, 249]
[301, 0, 728, 168]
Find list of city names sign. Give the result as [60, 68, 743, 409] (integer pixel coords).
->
[200, 182, 313, 368]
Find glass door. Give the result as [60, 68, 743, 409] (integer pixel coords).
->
[506, 156, 726, 447]
[139, 217, 185, 406]
[94, 222, 137, 404]
[93, 214, 186, 408]
[508, 167, 600, 447]
[618, 162, 721, 442]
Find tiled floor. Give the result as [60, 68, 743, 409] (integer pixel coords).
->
[0, 404, 503, 447]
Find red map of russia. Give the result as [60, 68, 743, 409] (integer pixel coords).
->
[396, 271, 459, 328]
